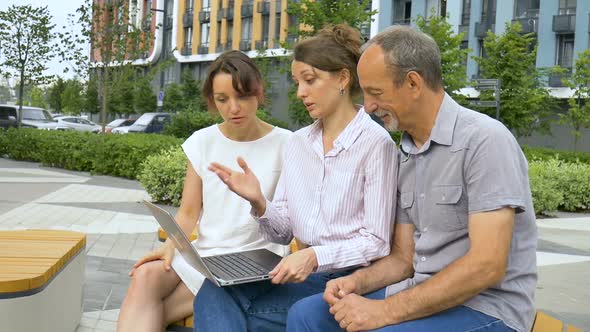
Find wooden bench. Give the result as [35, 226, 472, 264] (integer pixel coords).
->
[531, 311, 582, 332]
[0, 229, 86, 332]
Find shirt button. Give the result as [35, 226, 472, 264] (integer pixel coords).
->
[420, 256, 426, 262]
[420, 193, 425, 198]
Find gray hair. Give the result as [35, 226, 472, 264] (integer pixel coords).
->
[363, 25, 443, 90]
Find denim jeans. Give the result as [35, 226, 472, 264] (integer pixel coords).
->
[193, 270, 353, 332]
[287, 289, 515, 332]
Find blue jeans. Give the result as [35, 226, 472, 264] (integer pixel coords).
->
[287, 289, 515, 332]
[193, 270, 353, 332]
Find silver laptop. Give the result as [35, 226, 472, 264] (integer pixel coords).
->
[144, 200, 283, 287]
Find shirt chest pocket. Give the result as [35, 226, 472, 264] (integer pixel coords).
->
[431, 185, 467, 231]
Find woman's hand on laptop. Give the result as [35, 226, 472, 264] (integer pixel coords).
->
[208, 157, 266, 214]
[129, 241, 175, 277]
[268, 248, 318, 284]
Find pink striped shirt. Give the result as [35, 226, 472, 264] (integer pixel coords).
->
[256, 109, 398, 272]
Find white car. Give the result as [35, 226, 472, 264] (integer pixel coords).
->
[111, 126, 131, 134]
[54, 116, 101, 132]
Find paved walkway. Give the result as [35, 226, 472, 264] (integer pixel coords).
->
[0, 157, 588, 331]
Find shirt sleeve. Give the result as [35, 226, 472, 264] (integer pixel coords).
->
[181, 131, 202, 176]
[312, 137, 397, 272]
[465, 121, 529, 214]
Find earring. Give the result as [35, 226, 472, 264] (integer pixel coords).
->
[339, 87, 345, 96]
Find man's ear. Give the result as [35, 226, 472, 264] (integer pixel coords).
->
[406, 71, 424, 96]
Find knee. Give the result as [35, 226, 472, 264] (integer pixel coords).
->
[287, 293, 330, 330]
[129, 262, 164, 292]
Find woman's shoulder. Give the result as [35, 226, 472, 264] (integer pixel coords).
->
[184, 124, 220, 143]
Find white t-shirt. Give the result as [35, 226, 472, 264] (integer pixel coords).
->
[172, 124, 292, 294]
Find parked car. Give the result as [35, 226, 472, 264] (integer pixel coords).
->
[127, 112, 171, 134]
[111, 125, 132, 134]
[0, 105, 71, 130]
[92, 118, 136, 133]
[54, 116, 101, 132]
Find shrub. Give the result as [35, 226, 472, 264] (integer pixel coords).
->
[1, 128, 182, 179]
[163, 110, 290, 140]
[0, 129, 7, 156]
[138, 146, 187, 206]
[522, 145, 590, 164]
[92, 133, 182, 179]
[529, 158, 590, 215]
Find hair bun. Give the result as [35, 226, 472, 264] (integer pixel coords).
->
[319, 24, 363, 61]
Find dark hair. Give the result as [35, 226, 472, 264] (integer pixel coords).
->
[202, 50, 264, 111]
[293, 24, 363, 96]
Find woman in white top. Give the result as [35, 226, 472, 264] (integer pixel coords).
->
[116, 51, 291, 332]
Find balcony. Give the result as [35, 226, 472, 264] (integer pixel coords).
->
[181, 44, 192, 56]
[553, 14, 576, 33]
[241, 4, 254, 17]
[183, 12, 194, 27]
[548, 71, 571, 88]
[255, 40, 268, 49]
[197, 44, 209, 54]
[223, 7, 234, 20]
[257, 1, 270, 14]
[512, 17, 538, 34]
[199, 10, 211, 23]
[475, 22, 493, 38]
[239, 40, 251, 51]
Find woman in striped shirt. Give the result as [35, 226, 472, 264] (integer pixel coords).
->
[195, 24, 398, 331]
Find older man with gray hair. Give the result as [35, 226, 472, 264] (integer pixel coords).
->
[286, 25, 537, 332]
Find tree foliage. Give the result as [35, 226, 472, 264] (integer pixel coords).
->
[0, 5, 56, 126]
[474, 22, 558, 137]
[416, 10, 469, 104]
[47, 77, 66, 112]
[61, 79, 85, 115]
[562, 49, 590, 150]
[283, 0, 376, 127]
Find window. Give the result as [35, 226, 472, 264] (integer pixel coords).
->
[242, 17, 252, 42]
[393, 0, 412, 24]
[514, 0, 539, 18]
[227, 21, 234, 44]
[481, 0, 496, 23]
[556, 34, 575, 68]
[262, 14, 270, 42]
[201, 23, 210, 47]
[186, 0, 194, 12]
[275, 10, 282, 41]
[558, 0, 576, 15]
[184, 27, 193, 48]
[461, 0, 471, 25]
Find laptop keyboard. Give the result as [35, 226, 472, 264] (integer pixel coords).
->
[203, 253, 269, 279]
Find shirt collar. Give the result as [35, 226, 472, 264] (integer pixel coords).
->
[400, 93, 459, 156]
[307, 107, 368, 151]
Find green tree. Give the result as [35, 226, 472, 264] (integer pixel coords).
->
[416, 10, 469, 104]
[283, 0, 376, 127]
[134, 74, 157, 114]
[84, 75, 100, 115]
[474, 22, 557, 137]
[61, 79, 85, 115]
[30, 86, 47, 108]
[0, 84, 10, 104]
[163, 82, 184, 113]
[181, 69, 207, 112]
[562, 49, 590, 151]
[0, 5, 56, 126]
[47, 77, 66, 113]
[59, 0, 154, 130]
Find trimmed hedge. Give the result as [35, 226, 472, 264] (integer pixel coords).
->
[163, 110, 290, 140]
[529, 158, 590, 215]
[0, 128, 181, 179]
[522, 145, 590, 164]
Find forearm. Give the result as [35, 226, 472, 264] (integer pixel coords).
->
[353, 252, 414, 295]
[384, 253, 503, 324]
[256, 198, 293, 245]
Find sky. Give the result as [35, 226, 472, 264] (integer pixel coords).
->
[1, 0, 88, 81]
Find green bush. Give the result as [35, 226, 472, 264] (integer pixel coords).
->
[1, 128, 182, 179]
[92, 133, 182, 178]
[163, 110, 290, 140]
[138, 146, 187, 206]
[0, 129, 7, 156]
[529, 158, 590, 215]
[522, 145, 590, 164]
